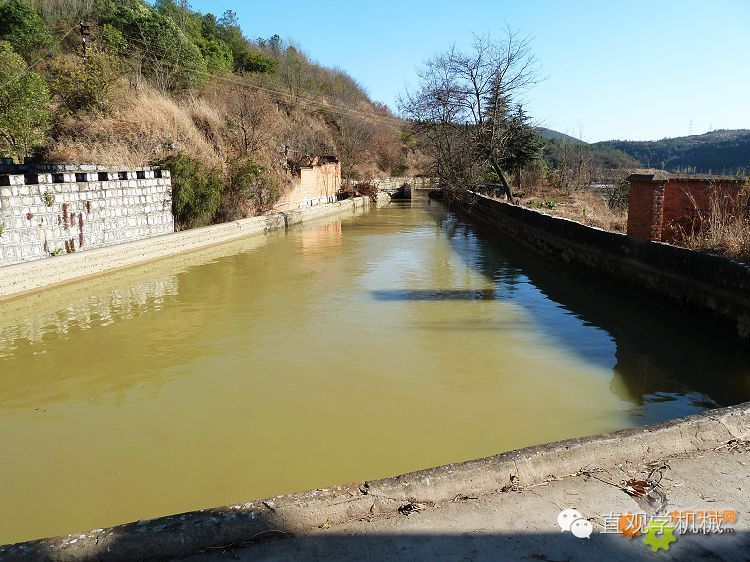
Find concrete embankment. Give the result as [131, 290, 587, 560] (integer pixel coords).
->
[0, 197, 368, 302]
[2, 403, 748, 561]
[440, 191, 750, 342]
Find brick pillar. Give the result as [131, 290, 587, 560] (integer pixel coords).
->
[627, 180, 665, 241]
[650, 183, 665, 241]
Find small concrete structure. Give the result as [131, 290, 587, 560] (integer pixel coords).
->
[626, 171, 747, 242]
[0, 161, 173, 266]
[372, 176, 436, 197]
[276, 156, 341, 211]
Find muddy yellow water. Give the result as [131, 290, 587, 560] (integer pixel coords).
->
[1, 197, 749, 544]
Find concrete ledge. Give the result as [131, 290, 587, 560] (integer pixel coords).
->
[446, 192, 750, 341]
[0, 197, 368, 302]
[2, 402, 748, 561]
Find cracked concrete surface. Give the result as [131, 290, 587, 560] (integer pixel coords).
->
[187, 445, 750, 561]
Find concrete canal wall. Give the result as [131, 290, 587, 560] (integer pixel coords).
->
[2, 402, 748, 560]
[372, 176, 436, 192]
[0, 163, 174, 266]
[0, 197, 368, 302]
[449, 192, 750, 342]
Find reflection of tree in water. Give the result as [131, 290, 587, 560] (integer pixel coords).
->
[426, 197, 750, 409]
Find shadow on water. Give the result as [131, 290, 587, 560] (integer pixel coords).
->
[387, 198, 750, 419]
[372, 289, 499, 301]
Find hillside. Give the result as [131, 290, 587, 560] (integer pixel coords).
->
[0, 0, 414, 229]
[595, 130, 750, 175]
[537, 129, 639, 171]
[537, 127, 586, 145]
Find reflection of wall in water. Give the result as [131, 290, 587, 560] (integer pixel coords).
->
[298, 220, 342, 256]
[434, 198, 750, 410]
[0, 277, 179, 355]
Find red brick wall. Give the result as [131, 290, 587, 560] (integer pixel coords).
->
[661, 180, 740, 242]
[627, 179, 742, 243]
[627, 180, 665, 241]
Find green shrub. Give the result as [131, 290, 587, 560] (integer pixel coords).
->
[235, 49, 276, 74]
[159, 153, 224, 229]
[99, 23, 127, 57]
[0, 41, 51, 160]
[98, 4, 208, 91]
[49, 50, 122, 114]
[222, 158, 279, 219]
[217, 10, 275, 75]
[0, 0, 53, 62]
[195, 36, 233, 75]
[526, 197, 556, 210]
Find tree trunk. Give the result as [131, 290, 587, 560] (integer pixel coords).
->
[489, 160, 516, 204]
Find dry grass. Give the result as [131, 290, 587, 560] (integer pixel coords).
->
[518, 185, 628, 232]
[678, 184, 750, 262]
[46, 84, 226, 168]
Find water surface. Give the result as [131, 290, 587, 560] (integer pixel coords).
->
[1, 197, 748, 544]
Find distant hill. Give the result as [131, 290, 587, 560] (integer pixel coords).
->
[537, 127, 587, 145]
[594, 130, 750, 175]
[537, 128, 639, 169]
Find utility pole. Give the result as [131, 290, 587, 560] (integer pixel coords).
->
[80, 21, 91, 57]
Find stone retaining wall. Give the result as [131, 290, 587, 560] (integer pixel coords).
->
[0, 164, 173, 266]
[449, 192, 750, 341]
[0, 197, 369, 302]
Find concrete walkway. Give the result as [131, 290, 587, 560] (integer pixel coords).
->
[187, 444, 749, 561]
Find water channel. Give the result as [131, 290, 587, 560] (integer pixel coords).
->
[1, 196, 748, 544]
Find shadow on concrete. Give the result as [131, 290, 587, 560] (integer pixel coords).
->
[187, 529, 750, 561]
[17, 522, 750, 561]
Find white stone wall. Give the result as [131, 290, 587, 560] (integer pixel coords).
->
[0, 167, 173, 266]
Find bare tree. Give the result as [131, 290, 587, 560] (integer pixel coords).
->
[399, 30, 540, 202]
[223, 86, 278, 157]
[335, 115, 372, 181]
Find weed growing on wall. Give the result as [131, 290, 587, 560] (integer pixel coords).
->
[42, 189, 54, 207]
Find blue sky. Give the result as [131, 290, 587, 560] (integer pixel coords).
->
[191, 0, 749, 142]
